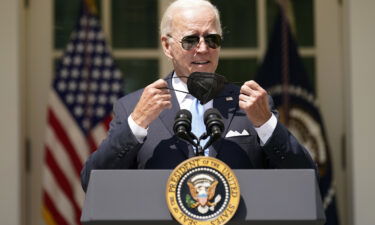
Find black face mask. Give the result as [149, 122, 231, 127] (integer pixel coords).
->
[186, 72, 227, 104]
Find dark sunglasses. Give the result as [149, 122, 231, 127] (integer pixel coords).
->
[168, 34, 222, 50]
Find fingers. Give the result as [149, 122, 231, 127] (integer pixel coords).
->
[132, 79, 172, 128]
[145, 79, 171, 105]
[239, 80, 271, 127]
[145, 79, 170, 97]
[151, 93, 172, 109]
[240, 80, 266, 97]
[244, 80, 262, 90]
[149, 79, 168, 89]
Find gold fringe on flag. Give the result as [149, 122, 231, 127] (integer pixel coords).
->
[42, 206, 58, 225]
[84, 0, 98, 15]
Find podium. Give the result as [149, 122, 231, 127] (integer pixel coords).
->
[81, 169, 325, 225]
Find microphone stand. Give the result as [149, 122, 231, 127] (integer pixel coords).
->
[173, 109, 223, 157]
[195, 133, 209, 156]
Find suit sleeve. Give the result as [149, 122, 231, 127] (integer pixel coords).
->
[261, 96, 317, 170]
[80, 99, 142, 192]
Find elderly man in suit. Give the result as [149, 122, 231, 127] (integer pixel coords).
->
[81, 0, 316, 191]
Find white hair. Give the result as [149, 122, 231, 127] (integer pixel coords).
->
[160, 0, 222, 36]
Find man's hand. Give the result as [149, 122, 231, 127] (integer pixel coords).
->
[131, 79, 172, 128]
[239, 80, 272, 127]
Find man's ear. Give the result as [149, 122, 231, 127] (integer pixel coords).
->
[161, 36, 173, 59]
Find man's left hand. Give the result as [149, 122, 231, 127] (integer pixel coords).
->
[239, 80, 272, 127]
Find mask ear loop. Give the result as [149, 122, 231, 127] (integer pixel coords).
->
[159, 87, 190, 94]
[208, 81, 244, 99]
[157, 76, 190, 94]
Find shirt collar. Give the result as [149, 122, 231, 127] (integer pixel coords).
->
[172, 72, 189, 105]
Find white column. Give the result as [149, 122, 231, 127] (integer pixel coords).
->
[344, 0, 375, 224]
[0, 0, 23, 224]
[315, 0, 346, 224]
[26, 0, 53, 224]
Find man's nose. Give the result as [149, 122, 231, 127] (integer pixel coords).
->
[196, 37, 209, 53]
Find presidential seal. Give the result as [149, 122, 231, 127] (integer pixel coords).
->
[166, 157, 240, 225]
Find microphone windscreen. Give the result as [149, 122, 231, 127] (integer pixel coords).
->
[204, 108, 222, 123]
[173, 109, 193, 134]
[175, 109, 192, 120]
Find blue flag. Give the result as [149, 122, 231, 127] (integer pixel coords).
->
[255, 7, 340, 225]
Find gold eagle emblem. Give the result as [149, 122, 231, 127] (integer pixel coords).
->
[186, 174, 221, 214]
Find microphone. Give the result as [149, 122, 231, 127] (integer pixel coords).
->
[173, 109, 198, 147]
[203, 108, 224, 150]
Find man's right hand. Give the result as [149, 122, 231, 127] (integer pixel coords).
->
[131, 79, 172, 128]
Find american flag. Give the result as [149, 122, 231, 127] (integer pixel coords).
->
[42, 1, 123, 225]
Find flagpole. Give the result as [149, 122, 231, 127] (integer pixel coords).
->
[82, 1, 94, 132]
[279, 0, 290, 126]
[82, 0, 99, 134]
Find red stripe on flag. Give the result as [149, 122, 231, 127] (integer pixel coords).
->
[43, 192, 71, 225]
[48, 108, 83, 175]
[87, 115, 112, 153]
[103, 115, 112, 130]
[45, 148, 82, 224]
[86, 134, 97, 153]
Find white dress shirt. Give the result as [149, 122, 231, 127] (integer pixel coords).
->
[128, 73, 277, 145]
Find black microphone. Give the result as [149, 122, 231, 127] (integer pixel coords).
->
[203, 108, 224, 150]
[173, 109, 198, 147]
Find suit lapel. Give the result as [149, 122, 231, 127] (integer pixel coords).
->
[210, 84, 239, 157]
[158, 73, 192, 158]
[159, 73, 179, 135]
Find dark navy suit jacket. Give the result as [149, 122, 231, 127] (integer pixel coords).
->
[81, 73, 316, 191]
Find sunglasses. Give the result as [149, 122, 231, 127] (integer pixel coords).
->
[168, 34, 222, 50]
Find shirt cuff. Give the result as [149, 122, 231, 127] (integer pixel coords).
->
[128, 115, 148, 143]
[254, 114, 277, 146]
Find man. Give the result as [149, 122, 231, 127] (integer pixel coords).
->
[81, 0, 316, 191]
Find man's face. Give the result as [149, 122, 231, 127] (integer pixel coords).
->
[162, 7, 221, 79]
